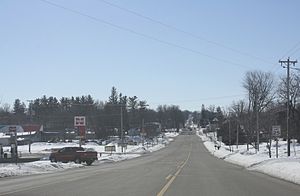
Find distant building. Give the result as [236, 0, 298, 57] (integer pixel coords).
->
[0, 124, 43, 145]
[127, 128, 140, 136]
[143, 122, 161, 138]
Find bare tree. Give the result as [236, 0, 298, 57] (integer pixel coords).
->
[243, 70, 275, 151]
[231, 100, 246, 117]
[278, 73, 300, 109]
[1, 103, 11, 113]
[230, 100, 248, 148]
[278, 73, 300, 139]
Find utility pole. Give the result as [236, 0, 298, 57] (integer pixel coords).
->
[120, 106, 124, 153]
[256, 109, 259, 152]
[279, 57, 298, 157]
[236, 124, 239, 149]
[142, 118, 145, 146]
[228, 117, 231, 152]
[26, 100, 34, 154]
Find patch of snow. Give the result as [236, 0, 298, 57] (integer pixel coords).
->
[197, 129, 300, 185]
[0, 161, 83, 178]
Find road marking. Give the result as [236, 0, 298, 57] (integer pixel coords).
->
[157, 151, 191, 196]
[165, 174, 172, 180]
[176, 160, 185, 169]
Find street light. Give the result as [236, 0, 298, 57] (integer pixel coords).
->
[139, 104, 149, 146]
[105, 103, 127, 153]
[224, 112, 232, 152]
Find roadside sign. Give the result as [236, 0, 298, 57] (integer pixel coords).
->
[105, 145, 116, 152]
[118, 143, 127, 148]
[74, 116, 86, 147]
[74, 116, 86, 127]
[272, 126, 281, 137]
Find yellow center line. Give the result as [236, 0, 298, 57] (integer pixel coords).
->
[165, 174, 172, 181]
[157, 151, 191, 196]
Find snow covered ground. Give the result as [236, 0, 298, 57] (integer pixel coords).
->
[197, 129, 300, 185]
[0, 132, 178, 178]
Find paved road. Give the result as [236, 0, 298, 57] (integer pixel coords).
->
[1, 135, 300, 196]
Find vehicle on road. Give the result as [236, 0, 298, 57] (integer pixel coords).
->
[49, 147, 97, 165]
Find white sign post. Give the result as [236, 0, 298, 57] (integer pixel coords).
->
[272, 126, 281, 137]
[272, 126, 281, 158]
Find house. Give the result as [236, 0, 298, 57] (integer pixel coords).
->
[0, 124, 43, 145]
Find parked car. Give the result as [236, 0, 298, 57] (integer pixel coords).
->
[49, 147, 97, 165]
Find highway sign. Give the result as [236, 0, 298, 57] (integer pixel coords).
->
[272, 126, 281, 137]
[105, 145, 116, 152]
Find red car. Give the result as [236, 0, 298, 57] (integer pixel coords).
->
[49, 147, 97, 165]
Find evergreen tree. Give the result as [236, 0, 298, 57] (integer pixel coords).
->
[13, 99, 25, 115]
[108, 86, 118, 104]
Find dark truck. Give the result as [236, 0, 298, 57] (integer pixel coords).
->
[49, 147, 97, 165]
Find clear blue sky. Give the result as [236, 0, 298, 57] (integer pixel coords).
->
[1, 0, 300, 111]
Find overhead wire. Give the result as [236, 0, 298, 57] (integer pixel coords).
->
[36, 0, 300, 107]
[270, 41, 300, 76]
[96, 0, 274, 66]
[289, 47, 300, 58]
[280, 40, 300, 59]
[38, 0, 252, 69]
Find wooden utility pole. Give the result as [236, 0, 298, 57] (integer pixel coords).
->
[228, 117, 231, 152]
[279, 57, 298, 157]
[120, 106, 124, 153]
[236, 124, 239, 149]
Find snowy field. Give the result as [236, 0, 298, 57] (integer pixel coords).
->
[0, 132, 179, 178]
[197, 129, 300, 185]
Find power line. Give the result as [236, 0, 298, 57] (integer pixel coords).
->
[289, 47, 300, 57]
[268, 42, 300, 75]
[280, 40, 300, 59]
[97, 0, 273, 66]
[38, 0, 251, 69]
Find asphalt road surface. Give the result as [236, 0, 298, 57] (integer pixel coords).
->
[1, 134, 300, 196]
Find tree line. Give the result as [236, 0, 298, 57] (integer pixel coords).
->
[192, 70, 300, 150]
[2, 69, 298, 146]
[0, 87, 186, 138]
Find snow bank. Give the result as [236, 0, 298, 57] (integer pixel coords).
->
[249, 158, 300, 184]
[97, 154, 141, 163]
[0, 161, 83, 178]
[197, 129, 300, 185]
[97, 133, 177, 163]
[164, 132, 179, 138]
[0, 132, 178, 178]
